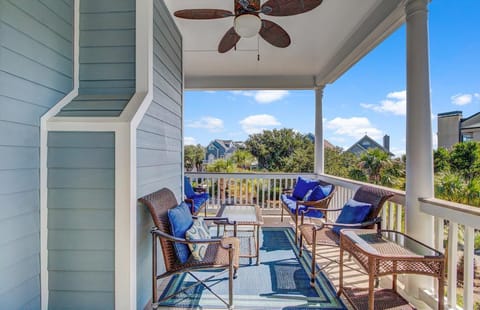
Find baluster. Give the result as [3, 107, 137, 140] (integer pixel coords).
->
[447, 222, 458, 308]
[388, 202, 394, 230]
[463, 226, 474, 310]
[396, 204, 402, 232]
[381, 204, 387, 230]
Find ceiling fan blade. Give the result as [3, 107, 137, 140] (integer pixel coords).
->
[259, 19, 291, 48]
[261, 0, 323, 16]
[174, 9, 233, 19]
[218, 27, 241, 53]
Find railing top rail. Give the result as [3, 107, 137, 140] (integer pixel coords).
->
[186, 172, 316, 177]
[420, 197, 480, 229]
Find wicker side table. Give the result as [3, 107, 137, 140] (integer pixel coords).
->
[338, 229, 445, 310]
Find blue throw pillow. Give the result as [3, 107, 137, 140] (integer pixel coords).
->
[168, 202, 194, 263]
[332, 199, 372, 235]
[292, 177, 319, 200]
[184, 176, 196, 198]
[308, 184, 333, 201]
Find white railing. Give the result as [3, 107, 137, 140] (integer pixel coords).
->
[185, 172, 479, 309]
[186, 172, 316, 212]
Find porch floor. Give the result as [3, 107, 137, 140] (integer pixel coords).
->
[149, 211, 433, 310]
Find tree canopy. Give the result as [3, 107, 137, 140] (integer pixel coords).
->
[184, 144, 205, 171]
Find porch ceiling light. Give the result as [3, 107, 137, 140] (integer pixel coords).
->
[234, 14, 262, 38]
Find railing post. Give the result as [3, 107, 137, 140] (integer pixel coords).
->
[447, 222, 458, 308]
[463, 226, 474, 310]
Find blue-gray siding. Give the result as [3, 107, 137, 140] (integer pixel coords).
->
[47, 131, 115, 310]
[58, 0, 135, 117]
[0, 0, 73, 308]
[136, 0, 183, 308]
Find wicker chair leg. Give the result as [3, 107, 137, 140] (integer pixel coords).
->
[311, 237, 317, 287]
[295, 212, 299, 245]
[228, 245, 234, 309]
[299, 234, 304, 257]
[281, 206, 284, 222]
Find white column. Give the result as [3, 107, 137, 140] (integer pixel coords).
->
[314, 85, 325, 175]
[405, 0, 434, 296]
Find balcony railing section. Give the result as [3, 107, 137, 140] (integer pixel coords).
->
[186, 171, 479, 309]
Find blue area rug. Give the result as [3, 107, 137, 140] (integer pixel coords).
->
[158, 227, 346, 309]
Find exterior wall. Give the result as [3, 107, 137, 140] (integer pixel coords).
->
[47, 132, 115, 309]
[438, 114, 461, 148]
[136, 0, 183, 308]
[0, 0, 74, 308]
[58, 0, 136, 117]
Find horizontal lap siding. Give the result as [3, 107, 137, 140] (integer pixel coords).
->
[136, 1, 183, 308]
[0, 0, 73, 308]
[57, 0, 136, 117]
[47, 132, 115, 310]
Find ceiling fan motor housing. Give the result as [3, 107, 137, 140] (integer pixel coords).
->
[234, 14, 262, 37]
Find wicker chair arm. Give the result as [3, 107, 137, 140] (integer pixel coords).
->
[151, 228, 225, 245]
[322, 217, 381, 229]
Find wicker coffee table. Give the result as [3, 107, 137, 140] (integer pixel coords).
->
[338, 229, 445, 310]
[215, 204, 264, 265]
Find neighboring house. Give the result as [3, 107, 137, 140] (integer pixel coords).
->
[438, 111, 480, 149]
[346, 135, 393, 156]
[305, 133, 335, 149]
[205, 139, 245, 163]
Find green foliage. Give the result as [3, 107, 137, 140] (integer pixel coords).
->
[349, 169, 368, 182]
[206, 159, 235, 173]
[184, 144, 205, 171]
[245, 128, 313, 171]
[449, 141, 480, 182]
[434, 147, 450, 173]
[325, 147, 357, 178]
[359, 148, 391, 184]
[283, 142, 314, 172]
[231, 149, 255, 170]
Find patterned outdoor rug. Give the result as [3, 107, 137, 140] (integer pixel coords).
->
[158, 227, 346, 309]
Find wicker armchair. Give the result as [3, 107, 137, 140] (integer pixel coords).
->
[281, 180, 335, 244]
[139, 188, 239, 309]
[298, 185, 394, 286]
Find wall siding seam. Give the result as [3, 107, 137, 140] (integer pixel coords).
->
[38, 0, 73, 26]
[2, 46, 74, 79]
[1, 71, 68, 96]
[152, 66, 182, 93]
[152, 3, 181, 49]
[144, 112, 181, 129]
[0, 22, 73, 61]
[151, 31, 181, 72]
[0, 94, 54, 110]
[6, 1, 73, 44]
[152, 84, 181, 105]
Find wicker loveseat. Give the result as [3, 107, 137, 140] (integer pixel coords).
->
[281, 177, 335, 244]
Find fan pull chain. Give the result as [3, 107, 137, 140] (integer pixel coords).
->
[257, 35, 260, 61]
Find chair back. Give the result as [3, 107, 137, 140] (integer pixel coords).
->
[353, 185, 394, 226]
[318, 180, 336, 199]
[184, 176, 195, 198]
[139, 188, 179, 272]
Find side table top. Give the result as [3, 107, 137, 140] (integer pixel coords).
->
[216, 204, 264, 225]
[341, 229, 443, 259]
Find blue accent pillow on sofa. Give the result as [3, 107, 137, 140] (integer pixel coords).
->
[292, 177, 319, 199]
[307, 184, 333, 201]
[332, 199, 372, 235]
[168, 202, 194, 263]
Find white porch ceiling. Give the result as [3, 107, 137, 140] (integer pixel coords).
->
[164, 0, 406, 89]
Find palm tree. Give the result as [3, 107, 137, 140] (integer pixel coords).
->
[359, 148, 391, 184]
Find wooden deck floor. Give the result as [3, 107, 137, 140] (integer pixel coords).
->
[149, 212, 433, 309]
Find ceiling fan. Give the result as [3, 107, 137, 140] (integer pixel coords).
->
[174, 0, 323, 53]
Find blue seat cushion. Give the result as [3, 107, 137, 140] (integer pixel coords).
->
[332, 199, 372, 235]
[167, 202, 194, 263]
[184, 176, 196, 198]
[307, 184, 333, 201]
[281, 194, 324, 219]
[292, 177, 319, 200]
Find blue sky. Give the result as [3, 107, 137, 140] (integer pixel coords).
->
[184, 1, 480, 156]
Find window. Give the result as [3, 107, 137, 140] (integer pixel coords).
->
[462, 132, 473, 142]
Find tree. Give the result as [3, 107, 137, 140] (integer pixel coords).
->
[246, 128, 311, 171]
[434, 147, 450, 173]
[231, 149, 255, 170]
[184, 144, 205, 171]
[283, 143, 314, 172]
[449, 141, 480, 183]
[325, 147, 358, 178]
[206, 159, 235, 173]
[359, 148, 391, 184]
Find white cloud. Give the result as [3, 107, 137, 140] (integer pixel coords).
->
[451, 93, 473, 106]
[326, 117, 382, 140]
[231, 90, 289, 104]
[239, 114, 281, 135]
[361, 90, 406, 116]
[187, 116, 224, 132]
[184, 137, 197, 145]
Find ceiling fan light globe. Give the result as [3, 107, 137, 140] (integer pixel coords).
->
[234, 14, 261, 38]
